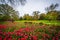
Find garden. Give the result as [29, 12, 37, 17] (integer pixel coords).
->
[0, 21, 60, 40]
[0, 0, 60, 40]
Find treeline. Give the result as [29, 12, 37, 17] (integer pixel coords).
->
[0, 4, 19, 21]
[19, 11, 60, 20]
[0, 4, 60, 22]
[20, 3, 60, 20]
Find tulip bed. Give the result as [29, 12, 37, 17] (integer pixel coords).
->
[0, 22, 60, 40]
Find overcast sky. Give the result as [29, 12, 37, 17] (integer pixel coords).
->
[15, 0, 60, 16]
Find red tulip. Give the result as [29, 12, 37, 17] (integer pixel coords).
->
[25, 27, 30, 32]
[21, 38, 26, 40]
[24, 35, 28, 39]
[52, 37, 55, 40]
[0, 36, 2, 40]
[18, 38, 21, 40]
[31, 36, 38, 40]
[8, 36, 12, 40]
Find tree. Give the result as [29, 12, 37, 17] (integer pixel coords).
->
[45, 3, 59, 21]
[0, 0, 27, 21]
[56, 11, 60, 20]
[46, 11, 58, 20]
[0, 0, 26, 6]
[39, 13, 46, 20]
[33, 11, 40, 20]
[23, 14, 32, 20]
[0, 4, 19, 21]
[45, 3, 59, 12]
[20, 17, 23, 20]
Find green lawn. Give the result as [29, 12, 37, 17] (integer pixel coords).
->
[16, 20, 60, 26]
[0, 20, 60, 26]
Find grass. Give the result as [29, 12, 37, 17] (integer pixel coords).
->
[0, 20, 60, 26]
[16, 20, 60, 26]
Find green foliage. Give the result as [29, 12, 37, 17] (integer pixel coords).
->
[0, 0, 26, 5]
[0, 4, 19, 21]
[46, 11, 59, 20]
[6, 26, 16, 32]
[19, 10, 60, 21]
[39, 22, 44, 26]
[44, 3, 60, 20]
[33, 11, 40, 20]
[45, 3, 59, 12]
[39, 13, 46, 20]
[23, 14, 32, 20]
[0, 3, 60, 21]
[56, 11, 60, 20]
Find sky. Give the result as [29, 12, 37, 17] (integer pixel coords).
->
[15, 0, 60, 16]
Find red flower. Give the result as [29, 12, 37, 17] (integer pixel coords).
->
[31, 36, 38, 40]
[52, 37, 55, 40]
[0, 25, 6, 30]
[25, 27, 30, 32]
[21, 38, 26, 40]
[18, 38, 21, 40]
[20, 33, 24, 36]
[0, 36, 2, 40]
[18, 38, 26, 40]
[24, 35, 28, 39]
[13, 38, 16, 40]
[32, 36, 38, 40]
[55, 36, 59, 40]
[8, 36, 12, 40]
[8, 32, 13, 35]
[3, 32, 6, 35]
[19, 28, 25, 32]
[4, 37, 7, 40]
[15, 30, 21, 36]
[42, 34, 50, 38]
[8, 38, 12, 40]
[0, 30, 3, 34]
